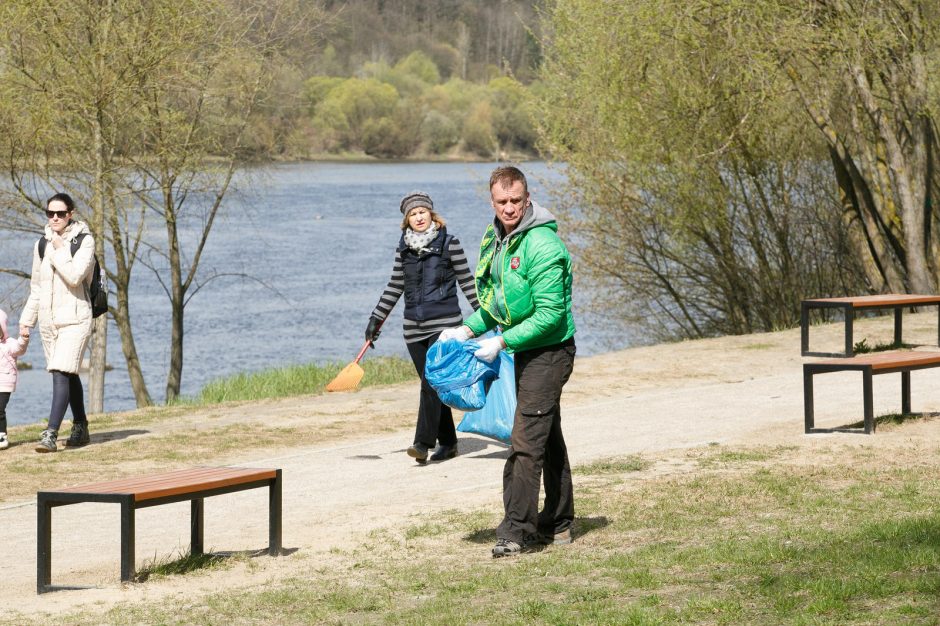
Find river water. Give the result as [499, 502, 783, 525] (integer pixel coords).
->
[0, 161, 632, 426]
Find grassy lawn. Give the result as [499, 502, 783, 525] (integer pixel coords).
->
[41, 441, 940, 625]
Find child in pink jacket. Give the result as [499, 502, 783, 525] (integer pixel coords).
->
[0, 308, 30, 450]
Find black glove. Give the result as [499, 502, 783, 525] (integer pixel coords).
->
[365, 316, 382, 344]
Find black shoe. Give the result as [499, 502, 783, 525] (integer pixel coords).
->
[407, 443, 429, 464]
[430, 444, 458, 462]
[65, 422, 90, 447]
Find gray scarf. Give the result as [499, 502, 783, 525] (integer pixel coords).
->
[403, 223, 439, 254]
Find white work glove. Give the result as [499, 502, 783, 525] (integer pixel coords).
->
[439, 326, 473, 342]
[473, 336, 505, 363]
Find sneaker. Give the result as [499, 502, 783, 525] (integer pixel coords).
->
[0, 432, 8, 450]
[65, 422, 90, 447]
[407, 443, 429, 464]
[538, 528, 573, 545]
[429, 444, 458, 462]
[492, 538, 524, 558]
[35, 429, 58, 453]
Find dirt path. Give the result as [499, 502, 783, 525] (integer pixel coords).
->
[4, 313, 940, 620]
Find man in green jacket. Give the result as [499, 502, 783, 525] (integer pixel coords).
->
[440, 165, 577, 557]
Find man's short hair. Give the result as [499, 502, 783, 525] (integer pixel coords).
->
[489, 165, 528, 195]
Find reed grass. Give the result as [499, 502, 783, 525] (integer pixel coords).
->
[192, 357, 416, 404]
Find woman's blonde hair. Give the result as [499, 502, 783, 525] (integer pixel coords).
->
[401, 208, 446, 230]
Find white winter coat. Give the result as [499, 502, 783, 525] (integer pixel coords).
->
[19, 220, 95, 374]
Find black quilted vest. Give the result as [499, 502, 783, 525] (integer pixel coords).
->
[399, 228, 460, 321]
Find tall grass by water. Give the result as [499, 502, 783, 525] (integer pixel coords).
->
[193, 357, 416, 404]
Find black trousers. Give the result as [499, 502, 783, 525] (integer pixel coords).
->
[0, 391, 9, 433]
[407, 334, 457, 448]
[497, 338, 576, 543]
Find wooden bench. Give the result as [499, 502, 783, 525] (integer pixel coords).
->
[37, 466, 282, 593]
[803, 350, 940, 434]
[801, 294, 940, 357]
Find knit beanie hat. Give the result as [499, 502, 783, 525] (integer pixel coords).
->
[400, 191, 433, 215]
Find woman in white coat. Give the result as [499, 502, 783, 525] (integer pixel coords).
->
[19, 193, 96, 453]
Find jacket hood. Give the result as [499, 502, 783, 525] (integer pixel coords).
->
[44, 219, 91, 241]
[0, 309, 6, 341]
[494, 201, 556, 239]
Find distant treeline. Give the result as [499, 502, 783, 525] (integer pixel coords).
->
[244, 0, 544, 160]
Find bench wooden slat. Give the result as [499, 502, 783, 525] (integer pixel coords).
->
[805, 294, 940, 308]
[48, 467, 277, 502]
[810, 350, 940, 371]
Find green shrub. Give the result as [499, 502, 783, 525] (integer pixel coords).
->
[394, 50, 441, 85]
[421, 110, 459, 153]
[461, 100, 497, 157]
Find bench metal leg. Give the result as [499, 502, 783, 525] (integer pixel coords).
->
[800, 302, 810, 355]
[191, 498, 204, 556]
[803, 366, 815, 433]
[894, 307, 903, 347]
[37, 496, 52, 594]
[845, 306, 854, 356]
[863, 370, 874, 434]
[269, 469, 282, 556]
[902, 371, 911, 415]
[120, 497, 136, 582]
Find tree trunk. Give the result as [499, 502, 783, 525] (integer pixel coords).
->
[108, 210, 152, 407]
[87, 112, 107, 414]
[165, 190, 184, 403]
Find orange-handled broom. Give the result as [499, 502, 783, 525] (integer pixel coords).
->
[326, 317, 384, 392]
[325, 340, 372, 392]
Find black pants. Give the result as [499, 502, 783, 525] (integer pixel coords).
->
[47, 370, 87, 432]
[407, 334, 457, 448]
[0, 391, 9, 433]
[497, 338, 576, 543]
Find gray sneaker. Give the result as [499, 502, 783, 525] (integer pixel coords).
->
[35, 429, 58, 453]
[65, 422, 90, 447]
[492, 538, 524, 558]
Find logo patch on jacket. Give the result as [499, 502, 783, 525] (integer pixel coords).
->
[510, 256, 520, 270]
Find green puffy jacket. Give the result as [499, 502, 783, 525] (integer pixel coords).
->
[464, 201, 576, 352]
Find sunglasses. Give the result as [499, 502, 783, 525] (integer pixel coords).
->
[45, 210, 70, 219]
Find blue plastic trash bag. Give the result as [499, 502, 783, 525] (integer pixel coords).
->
[458, 351, 515, 443]
[425, 339, 500, 411]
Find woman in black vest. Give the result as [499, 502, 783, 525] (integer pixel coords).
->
[366, 191, 479, 464]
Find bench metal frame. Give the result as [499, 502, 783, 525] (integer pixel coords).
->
[37, 468, 282, 593]
[801, 295, 940, 358]
[803, 361, 940, 434]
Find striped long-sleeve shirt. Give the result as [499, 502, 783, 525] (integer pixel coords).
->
[371, 236, 479, 344]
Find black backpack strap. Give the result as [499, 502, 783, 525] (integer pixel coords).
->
[39, 232, 87, 259]
[71, 232, 86, 256]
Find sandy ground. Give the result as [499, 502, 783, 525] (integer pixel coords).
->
[4, 311, 940, 620]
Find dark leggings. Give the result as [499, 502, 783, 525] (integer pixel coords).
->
[48, 370, 87, 432]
